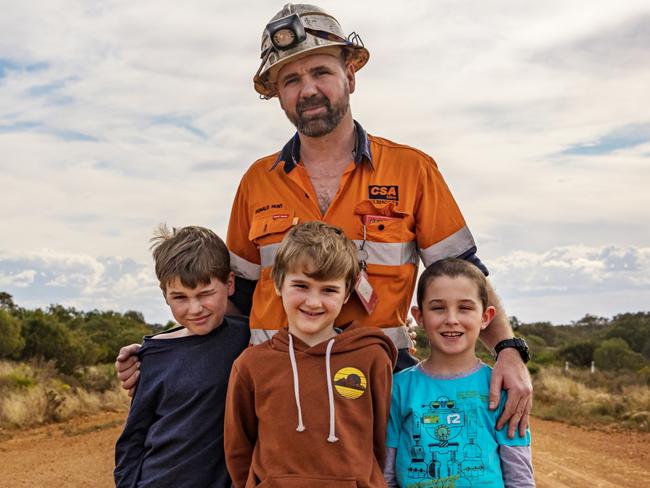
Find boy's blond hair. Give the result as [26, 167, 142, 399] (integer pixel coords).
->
[272, 221, 359, 294]
[151, 224, 230, 293]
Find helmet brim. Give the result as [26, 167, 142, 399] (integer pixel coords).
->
[254, 44, 369, 98]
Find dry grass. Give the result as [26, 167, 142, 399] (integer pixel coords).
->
[0, 360, 129, 429]
[533, 366, 650, 431]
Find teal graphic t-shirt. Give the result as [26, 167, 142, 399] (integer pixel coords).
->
[386, 363, 530, 488]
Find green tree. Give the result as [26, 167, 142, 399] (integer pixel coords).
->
[76, 310, 152, 363]
[517, 322, 558, 346]
[20, 310, 98, 374]
[509, 316, 521, 330]
[593, 337, 647, 371]
[124, 310, 145, 324]
[572, 314, 609, 327]
[0, 291, 16, 310]
[560, 341, 596, 367]
[606, 312, 650, 358]
[0, 308, 25, 358]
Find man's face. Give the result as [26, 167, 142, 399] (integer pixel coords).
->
[275, 53, 355, 137]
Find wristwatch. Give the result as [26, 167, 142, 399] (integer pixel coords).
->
[494, 338, 530, 363]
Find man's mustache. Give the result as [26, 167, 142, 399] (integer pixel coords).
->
[297, 95, 332, 115]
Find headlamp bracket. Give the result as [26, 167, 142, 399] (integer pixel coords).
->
[266, 13, 306, 50]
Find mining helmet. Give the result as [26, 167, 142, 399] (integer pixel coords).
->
[254, 3, 369, 99]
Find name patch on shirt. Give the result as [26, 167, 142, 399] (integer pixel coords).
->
[255, 203, 284, 214]
[368, 185, 399, 201]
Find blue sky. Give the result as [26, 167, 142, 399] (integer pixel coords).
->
[1, 0, 649, 325]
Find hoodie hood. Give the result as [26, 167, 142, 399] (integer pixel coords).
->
[270, 321, 398, 366]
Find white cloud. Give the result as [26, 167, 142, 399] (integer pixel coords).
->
[0, 270, 37, 288]
[489, 244, 650, 323]
[1, 0, 649, 323]
[0, 249, 167, 323]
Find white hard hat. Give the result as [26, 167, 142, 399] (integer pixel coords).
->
[254, 3, 369, 98]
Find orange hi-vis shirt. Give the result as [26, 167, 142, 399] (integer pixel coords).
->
[227, 121, 482, 349]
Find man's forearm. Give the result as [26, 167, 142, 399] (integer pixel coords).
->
[479, 280, 513, 350]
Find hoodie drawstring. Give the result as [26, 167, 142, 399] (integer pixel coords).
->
[325, 338, 338, 443]
[287, 334, 339, 442]
[288, 333, 305, 432]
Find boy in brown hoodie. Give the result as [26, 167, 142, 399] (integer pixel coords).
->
[225, 221, 397, 487]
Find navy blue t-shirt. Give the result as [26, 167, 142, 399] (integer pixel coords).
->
[114, 315, 250, 488]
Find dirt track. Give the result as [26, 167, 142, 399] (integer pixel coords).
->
[0, 412, 648, 487]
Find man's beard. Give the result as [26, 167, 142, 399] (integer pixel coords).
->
[284, 90, 349, 137]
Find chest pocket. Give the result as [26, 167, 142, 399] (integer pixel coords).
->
[248, 210, 296, 247]
[354, 200, 413, 243]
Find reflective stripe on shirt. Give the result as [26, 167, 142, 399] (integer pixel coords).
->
[230, 251, 261, 281]
[251, 325, 413, 349]
[259, 240, 418, 269]
[418, 226, 476, 267]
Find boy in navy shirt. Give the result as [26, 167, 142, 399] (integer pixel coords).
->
[114, 225, 249, 487]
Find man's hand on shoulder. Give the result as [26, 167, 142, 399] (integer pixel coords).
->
[115, 343, 142, 397]
[489, 348, 533, 438]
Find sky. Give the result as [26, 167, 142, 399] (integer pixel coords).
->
[1, 0, 649, 326]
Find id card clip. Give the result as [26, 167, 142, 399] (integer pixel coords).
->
[355, 221, 379, 314]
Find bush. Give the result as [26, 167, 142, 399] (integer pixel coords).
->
[532, 349, 556, 365]
[606, 313, 650, 357]
[78, 364, 119, 392]
[20, 311, 96, 374]
[1, 370, 35, 389]
[532, 365, 650, 431]
[560, 341, 596, 367]
[594, 338, 648, 372]
[77, 311, 152, 364]
[0, 360, 129, 428]
[0, 309, 25, 359]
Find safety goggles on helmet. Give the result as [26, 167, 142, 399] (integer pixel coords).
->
[254, 4, 369, 99]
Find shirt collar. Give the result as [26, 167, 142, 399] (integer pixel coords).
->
[271, 120, 373, 173]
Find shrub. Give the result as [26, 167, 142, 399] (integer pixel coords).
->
[1, 369, 35, 389]
[0, 309, 25, 359]
[532, 366, 650, 431]
[532, 349, 556, 365]
[594, 338, 647, 372]
[20, 311, 97, 374]
[78, 364, 119, 392]
[559, 341, 596, 367]
[0, 360, 130, 429]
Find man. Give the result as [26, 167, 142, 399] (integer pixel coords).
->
[117, 3, 532, 437]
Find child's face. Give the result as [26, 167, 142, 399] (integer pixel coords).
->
[411, 275, 495, 360]
[276, 268, 349, 347]
[164, 273, 234, 336]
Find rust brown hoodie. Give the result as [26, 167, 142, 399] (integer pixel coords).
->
[225, 321, 397, 488]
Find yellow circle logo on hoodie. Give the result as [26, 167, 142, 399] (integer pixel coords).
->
[333, 367, 367, 399]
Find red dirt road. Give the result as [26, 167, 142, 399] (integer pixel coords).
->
[0, 412, 648, 487]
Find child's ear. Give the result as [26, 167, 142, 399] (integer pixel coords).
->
[481, 305, 496, 330]
[410, 306, 424, 327]
[274, 283, 282, 296]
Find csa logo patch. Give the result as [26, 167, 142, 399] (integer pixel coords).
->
[368, 185, 399, 201]
[334, 367, 367, 399]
